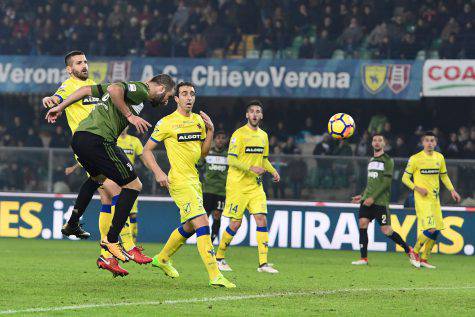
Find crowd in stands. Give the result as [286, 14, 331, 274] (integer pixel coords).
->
[1, 0, 474, 59]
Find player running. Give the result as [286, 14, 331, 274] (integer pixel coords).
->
[43, 51, 152, 276]
[351, 134, 419, 267]
[402, 131, 461, 268]
[200, 131, 228, 243]
[216, 100, 280, 274]
[45, 73, 176, 266]
[142, 82, 235, 288]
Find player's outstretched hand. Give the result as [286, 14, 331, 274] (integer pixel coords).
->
[42, 96, 57, 108]
[155, 171, 170, 189]
[127, 114, 151, 134]
[45, 105, 63, 123]
[351, 195, 362, 204]
[250, 166, 265, 175]
[199, 111, 214, 132]
[272, 171, 280, 183]
[451, 190, 461, 203]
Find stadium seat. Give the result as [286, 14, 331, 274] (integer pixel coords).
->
[261, 49, 274, 59]
[243, 34, 257, 51]
[428, 50, 440, 59]
[332, 49, 346, 59]
[416, 50, 427, 60]
[245, 49, 259, 59]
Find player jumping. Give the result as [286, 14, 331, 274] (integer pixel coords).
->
[201, 131, 228, 243]
[142, 82, 235, 288]
[351, 134, 419, 267]
[216, 100, 280, 274]
[45, 74, 176, 267]
[402, 131, 461, 268]
[43, 51, 152, 276]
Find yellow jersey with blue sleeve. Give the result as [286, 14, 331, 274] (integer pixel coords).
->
[149, 110, 206, 223]
[402, 150, 454, 230]
[54, 77, 98, 133]
[116, 134, 143, 165]
[223, 125, 276, 220]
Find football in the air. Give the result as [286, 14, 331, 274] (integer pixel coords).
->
[328, 113, 355, 139]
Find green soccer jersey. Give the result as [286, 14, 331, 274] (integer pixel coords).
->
[201, 147, 228, 196]
[76, 81, 149, 142]
[362, 153, 394, 207]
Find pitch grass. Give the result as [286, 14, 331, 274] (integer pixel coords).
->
[1, 238, 474, 316]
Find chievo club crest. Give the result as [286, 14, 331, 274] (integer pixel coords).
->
[362, 64, 411, 94]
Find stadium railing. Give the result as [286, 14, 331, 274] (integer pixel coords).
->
[0, 147, 474, 206]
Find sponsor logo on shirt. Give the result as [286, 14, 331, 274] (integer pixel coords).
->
[177, 132, 201, 142]
[368, 161, 384, 171]
[245, 146, 264, 154]
[82, 96, 99, 105]
[420, 169, 439, 174]
[122, 148, 134, 155]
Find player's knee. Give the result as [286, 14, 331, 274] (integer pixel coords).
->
[102, 179, 121, 197]
[358, 218, 369, 229]
[229, 220, 241, 231]
[124, 177, 142, 192]
[381, 226, 393, 236]
[254, 214, 267, 227]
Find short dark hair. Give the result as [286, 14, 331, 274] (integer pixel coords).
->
[214, 130, 227, 137]
[246, 99, 264, 112]
[64, 50, 85, 66]
[150, 74, 176, 92]
[175, 81, 195, 97]
[422, 131, 436, 138]
[372, 132, 385, 139]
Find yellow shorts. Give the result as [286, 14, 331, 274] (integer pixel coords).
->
[223, 189, 267, 220]
[130, 199, 138, 214]
[415, 199, 444, 230]
[169, 183, 206, 223]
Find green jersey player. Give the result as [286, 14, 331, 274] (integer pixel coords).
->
[351, 133, 419, 267]
[200, 131, 229, 242]
[45, 75, 176, 262]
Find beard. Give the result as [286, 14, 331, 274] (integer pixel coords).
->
[73, 68, 88, 80]
[151, 92, 168, 107]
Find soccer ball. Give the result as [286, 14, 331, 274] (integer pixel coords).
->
[328, 113, 355, 139]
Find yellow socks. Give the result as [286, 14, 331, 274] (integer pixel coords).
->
[99, 204, 113, 258]
[256, 226, 269, 266]
[129, 214, 138, 243]
[421, 230, 439, 260]
[216, 226, 236, 259]
[196, 226, 220, 280]
[414, 231, 431, 254]
[157, 226, 193, 263]
[120, 219, 135, 251]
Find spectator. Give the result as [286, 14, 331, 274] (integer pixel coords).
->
[338, 17, 364, 54]
[298, 36, 314, 59]
[287, 152, 307, 199]
[169, 0, 190, 34]
[367, 113, 388, 135]
[314, 29, 335, 58]
[293, 3, 311, 35]
[399, 33, 419, 59]
[313, 133, 333, 156]
[188, 33, 207, 58]
[296, 117, 316, 143]
[393, 136, 410, 158]
[24, 128, 43, 147]
[446, 132, 462, 158]
[367, 22, 388, 47]
[356, 131, 371, 157]
[282, 136, 297, 154]
[439, 33, 461, 58]
[441, 17, 460, 41]
[256, 18, 274, 56]
[332, 140, 352, 156]
[270, 146, 287, 199]
[50, 126, 69, 148]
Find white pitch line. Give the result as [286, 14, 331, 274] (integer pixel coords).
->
[1, 286, 474, 315]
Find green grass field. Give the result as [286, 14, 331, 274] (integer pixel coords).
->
[1, 238, 474, 316]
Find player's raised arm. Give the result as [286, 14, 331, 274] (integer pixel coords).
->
[199, 111, 214, 158]
[45, 85, 93, 123]
[107, 83, 151, 134]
